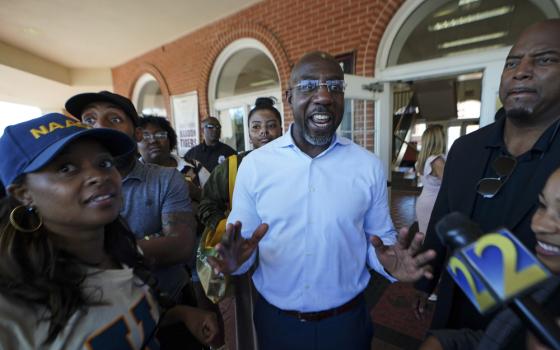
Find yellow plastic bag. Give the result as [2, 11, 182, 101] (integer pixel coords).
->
[203, 218, 227, 248]
[196, 221, 232, 303]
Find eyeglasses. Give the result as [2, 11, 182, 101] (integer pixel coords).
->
[294, 79, 346, 94]
[476, 155, 517, 199]
[142, 131, 168, 142]
[204, 124, 221, 130]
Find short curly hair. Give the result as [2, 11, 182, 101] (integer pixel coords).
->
[138, 115, 178, 150]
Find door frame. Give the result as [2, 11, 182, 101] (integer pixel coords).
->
[213, 88, 283, 151]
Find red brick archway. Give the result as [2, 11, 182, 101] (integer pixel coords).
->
[198, 22, 292, 121]
[125, 63, 172, 122]
[356, 0, 404, 77]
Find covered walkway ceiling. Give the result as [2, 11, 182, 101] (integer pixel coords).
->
[0, 0, 261, 111]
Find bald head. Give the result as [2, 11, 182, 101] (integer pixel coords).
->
[517, 19, 560, 41]
[498, 19, 560, 125]
[289, 51, 343, 85]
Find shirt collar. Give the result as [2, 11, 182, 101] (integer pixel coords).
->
[124, 160, 147, 181]
[486, 114, 560, 155]
[486, 115, 507, 149]
[534, 119, 560, 154]
[201, 141, 221, 151]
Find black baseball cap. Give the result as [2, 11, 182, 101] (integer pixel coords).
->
[65, 91, 140, 127]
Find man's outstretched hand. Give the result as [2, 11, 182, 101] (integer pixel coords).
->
[372, 227, 436, 282]
[208, 221, 268, 274]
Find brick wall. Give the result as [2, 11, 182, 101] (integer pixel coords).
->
[112, 0, 404, 134]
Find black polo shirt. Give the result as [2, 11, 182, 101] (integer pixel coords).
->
[471, 117, 560, 244]
[183, 141, 236, 172]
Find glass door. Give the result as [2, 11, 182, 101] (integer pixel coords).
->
[218, 106, 247, 152]
[213, 88, 283, 153]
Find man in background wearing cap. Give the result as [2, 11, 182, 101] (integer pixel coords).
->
[184, 116, 236, 175]
[65, 91, 197, 300]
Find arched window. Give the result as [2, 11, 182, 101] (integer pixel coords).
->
[209, 39, 282, 152]
[216, 48, 279, 98]
[132, 73, 167, 117]
[387, 0, 557, 66]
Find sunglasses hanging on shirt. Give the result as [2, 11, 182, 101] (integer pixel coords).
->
[476, 155, 517, 199]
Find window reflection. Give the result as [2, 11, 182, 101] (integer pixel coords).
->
[216, 49, 280, 99]
[218, 107, 245, 152]
[388, 0, 556, 66]
[137, 80, 167, 117]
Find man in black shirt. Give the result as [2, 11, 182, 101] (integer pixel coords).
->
[414, 19, 560, 332]
[183, 117, 236, 174]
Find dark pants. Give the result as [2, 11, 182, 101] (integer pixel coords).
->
[157, 323, 205, 350]
[254, 295, 373, 350]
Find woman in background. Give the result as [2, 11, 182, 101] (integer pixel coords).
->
[137, 115, 204, 202]
[415, 124, 446, 302]
[415, 124, 446, 234]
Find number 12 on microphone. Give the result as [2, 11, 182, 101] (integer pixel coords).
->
[447, 229, 551, 314]
[463, 229, 551, 302]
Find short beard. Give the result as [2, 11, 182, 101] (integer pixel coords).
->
[303, 120, 334, 146]
[505, 107, 533, 125]
[303, 132, 332, 146]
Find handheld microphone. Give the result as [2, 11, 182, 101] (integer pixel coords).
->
[436, 212, 560, 350]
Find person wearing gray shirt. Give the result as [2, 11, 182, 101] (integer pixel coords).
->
[65, 91, 197, 301]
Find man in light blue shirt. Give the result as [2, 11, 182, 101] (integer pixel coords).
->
[209, 52, 435, 350]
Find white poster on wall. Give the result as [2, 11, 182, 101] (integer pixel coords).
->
[171, 91, 199, 157]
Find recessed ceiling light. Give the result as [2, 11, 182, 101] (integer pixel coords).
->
[249, 79, 276, 87]
[457, 72, 484, 81]
[458, 0, 481, 6]
[434, 8, 457, 18]
[438, 31, 508, 49]
[22, 27, 40, 36]
[444, 44, 505, 57]
[429, 6, 515, 32]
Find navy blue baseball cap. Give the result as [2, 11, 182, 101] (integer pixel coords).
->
[0, 113, 135, 186]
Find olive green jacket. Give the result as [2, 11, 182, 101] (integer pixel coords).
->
[198, 152, 250, 231]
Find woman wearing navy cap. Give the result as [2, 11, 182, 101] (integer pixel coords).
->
[0, 113, 218, 349]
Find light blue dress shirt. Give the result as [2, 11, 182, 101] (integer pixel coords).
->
[228, 126, 397, 312]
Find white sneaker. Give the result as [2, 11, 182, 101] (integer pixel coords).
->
[428, 293, 438, 302]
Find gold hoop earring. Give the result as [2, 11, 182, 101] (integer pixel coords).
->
[9, 205, 43, 233]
